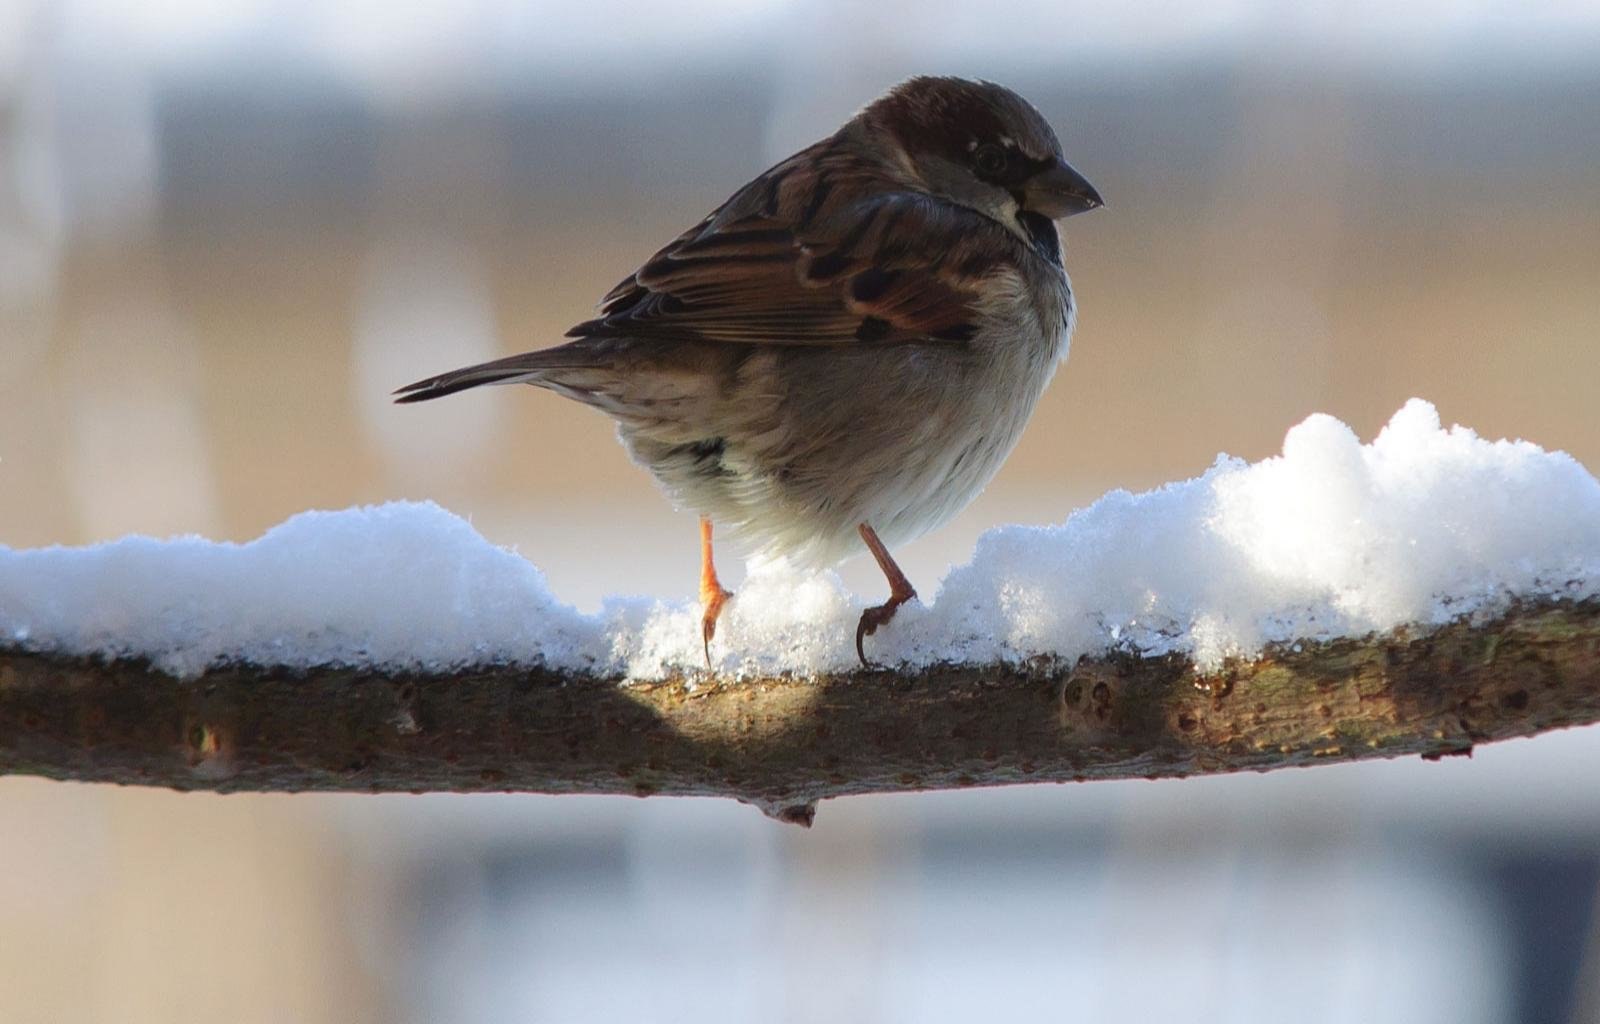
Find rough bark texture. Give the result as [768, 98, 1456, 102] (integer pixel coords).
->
[3, 598, 1599, 826]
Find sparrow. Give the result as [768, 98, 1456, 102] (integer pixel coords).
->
[396, 76, 1103, 668]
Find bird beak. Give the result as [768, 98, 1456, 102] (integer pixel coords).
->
[1025, 158, 1104, 219]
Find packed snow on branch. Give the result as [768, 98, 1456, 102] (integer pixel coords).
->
[3, 400, 1599, 679]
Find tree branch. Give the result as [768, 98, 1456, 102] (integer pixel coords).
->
[4, 598, 1599, 826]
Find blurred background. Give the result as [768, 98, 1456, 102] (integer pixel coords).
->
[3, 1, 1600, 1020]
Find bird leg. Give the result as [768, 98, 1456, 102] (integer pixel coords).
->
[699, 516, 733, 667]
[855, 522, 917, 667]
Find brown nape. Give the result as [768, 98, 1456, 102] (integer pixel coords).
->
[698, 516, 733, 668]
[855, 522, 918, 667]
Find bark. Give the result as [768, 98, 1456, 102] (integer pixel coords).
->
[3, 598, 1599, 826]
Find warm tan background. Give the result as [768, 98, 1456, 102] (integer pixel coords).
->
[3, 3, 1600, 1022]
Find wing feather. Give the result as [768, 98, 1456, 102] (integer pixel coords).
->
[569, 144, 1022, 349]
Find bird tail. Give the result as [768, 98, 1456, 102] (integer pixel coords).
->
[392, 345, 607, 404]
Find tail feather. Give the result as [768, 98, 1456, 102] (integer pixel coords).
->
[393, 346, 607, 404]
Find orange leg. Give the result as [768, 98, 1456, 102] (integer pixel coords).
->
[855, 522, 917, 667]
[699, 516, 733, 667]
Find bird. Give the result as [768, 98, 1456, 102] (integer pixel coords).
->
[395, 76, 1102, 668]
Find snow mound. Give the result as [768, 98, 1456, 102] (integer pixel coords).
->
[3, 400, 1598, 678]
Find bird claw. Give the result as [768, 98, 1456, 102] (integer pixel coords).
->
[701, 587, 732, 669]
[855, 593, 914, 668]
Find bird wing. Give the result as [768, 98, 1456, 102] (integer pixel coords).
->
[395, 148, 1026, 405]
[566, 154, 1018, 348]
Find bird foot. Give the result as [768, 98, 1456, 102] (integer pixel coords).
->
[701, 585, 733, 668]
[855, 591, 915, 668]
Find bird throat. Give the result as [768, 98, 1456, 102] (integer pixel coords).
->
[1016, 210, 1062, 267]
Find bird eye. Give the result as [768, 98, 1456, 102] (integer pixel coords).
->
[973, 143, 1008, 177]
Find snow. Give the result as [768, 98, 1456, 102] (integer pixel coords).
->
[3, 399, 1599, 679]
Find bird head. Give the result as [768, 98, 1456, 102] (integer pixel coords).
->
[857, 76, 1103, 250]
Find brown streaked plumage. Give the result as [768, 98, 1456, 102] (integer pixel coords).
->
[396, 76, 1103, 667]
